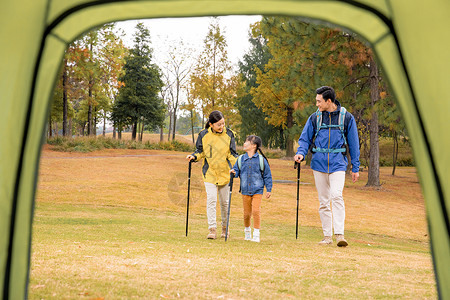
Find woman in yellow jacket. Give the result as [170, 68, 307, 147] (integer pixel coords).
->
[186, 111, 238, 239]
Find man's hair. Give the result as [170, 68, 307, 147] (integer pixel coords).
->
[316, 86, 336, 103]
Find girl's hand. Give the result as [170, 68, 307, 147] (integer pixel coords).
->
[186, 155, 195, 161]
[266, 192, 271, 199]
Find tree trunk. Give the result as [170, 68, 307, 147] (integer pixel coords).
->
[172, 79, 180, 141]
[172, 110, 177, 141]
[87, 40, 94, 136]
[132, 121, 137, 140]
[168, 112, 172, 141]
[87, 84, 92, 136]
[48, 114, 52, 138]
[392, 130, 398, 176]
[285, 107, 295, 157]
[54, 122, 59, 137]
[140, 120, 144, 142]
[160, 126, 164, 142]
[93, 107, 97, 136]
[62, 60, 68, 136]
[102, 111, 106, 137]
[366, 55, 380, 187]
[118, 128, 122, 140]
[81, 122, 86, 136]
[68, 118, 72, 137]
[113, 123, 116, 139]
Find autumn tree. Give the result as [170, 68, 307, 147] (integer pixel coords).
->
[190, 17, 238, 125]
[52, 24, 126, 137]
[111, 22, 165, 140]
[252, 17, 323, 157]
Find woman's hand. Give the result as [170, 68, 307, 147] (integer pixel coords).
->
[230, 169, 236, 175]
[265, 192, 271, 199]
[186, 155, 195, 161]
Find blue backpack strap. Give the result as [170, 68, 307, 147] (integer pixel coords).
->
[339, 107, 347, 145]
[312, 106, 348, 154]
[314, 109, 322, 140]
[259, 154, 264, 172]
[237, 154, 243, 170]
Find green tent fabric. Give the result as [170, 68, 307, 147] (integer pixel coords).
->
[1, 0, 449, 298]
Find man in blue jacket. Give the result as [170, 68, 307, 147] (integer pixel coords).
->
[294, 86, 360, 247]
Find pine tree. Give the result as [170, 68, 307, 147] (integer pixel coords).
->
[112, 22, 164, 140]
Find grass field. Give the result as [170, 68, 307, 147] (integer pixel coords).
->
[30, 147, 436, 299]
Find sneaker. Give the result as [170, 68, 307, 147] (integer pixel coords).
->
[251, 231, 260, 243]
[318, 236, 332, 245]
[221, 226, 230, 238]
[336, 234, 348, 247]
[207, 228, 216, 239]
[244, 228, 252, 241]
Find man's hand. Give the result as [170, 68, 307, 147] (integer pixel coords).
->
[294, 154, 303, 163]
[352, 172, 359, 183]
[265, 192, 271, 199]
[230, 169, 236, 175]
[186, 154, 195, 161]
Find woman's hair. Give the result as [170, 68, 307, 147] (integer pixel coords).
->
[246, 135, 269, 166]
[205, 110, 224, 129]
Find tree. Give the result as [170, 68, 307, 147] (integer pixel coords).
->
[190, 17, 237, 123]
[366, 55, 381, 186]
[181, 85, 201, 144]
[111, 22, 165, 140]
[53, 24, 126, 137]
[236, 22, 284, 147]
[252, 17, 323, 157]
[161, 40, 194, 141]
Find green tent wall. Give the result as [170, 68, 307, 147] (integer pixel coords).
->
[0, 0, 449, 298]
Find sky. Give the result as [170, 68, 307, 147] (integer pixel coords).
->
[116, 15, 262, 71]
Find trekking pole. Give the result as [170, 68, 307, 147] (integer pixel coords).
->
[185, 160, 193, 237]
[294, 161, 301, 239]
[225, 173, 234, 242]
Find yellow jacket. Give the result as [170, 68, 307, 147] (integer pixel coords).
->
[192, 127, 238, 186]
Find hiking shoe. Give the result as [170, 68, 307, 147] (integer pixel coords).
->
[221, 226, 230, 238]
[244, 228, 252, 241]
[251, 231, 260, 243]
[336, 234, 348, 247]
[207, 228, 217, 239]
[318, 236, 332, 245]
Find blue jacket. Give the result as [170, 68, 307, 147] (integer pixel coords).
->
[232, 153, 273, 196]
[296, 101, 360, 173]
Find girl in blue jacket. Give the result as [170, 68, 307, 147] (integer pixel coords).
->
[231, 135, 272, 243]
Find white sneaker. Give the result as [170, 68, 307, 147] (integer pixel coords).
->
[244, 228, 251, 241]
[318, 236, 332, 245]
[251, 230, 260, 243]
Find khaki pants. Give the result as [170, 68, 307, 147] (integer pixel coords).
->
[204, 182, 229, 229]
[242, 194, 262, 229]
[313, 170, 346, 236]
